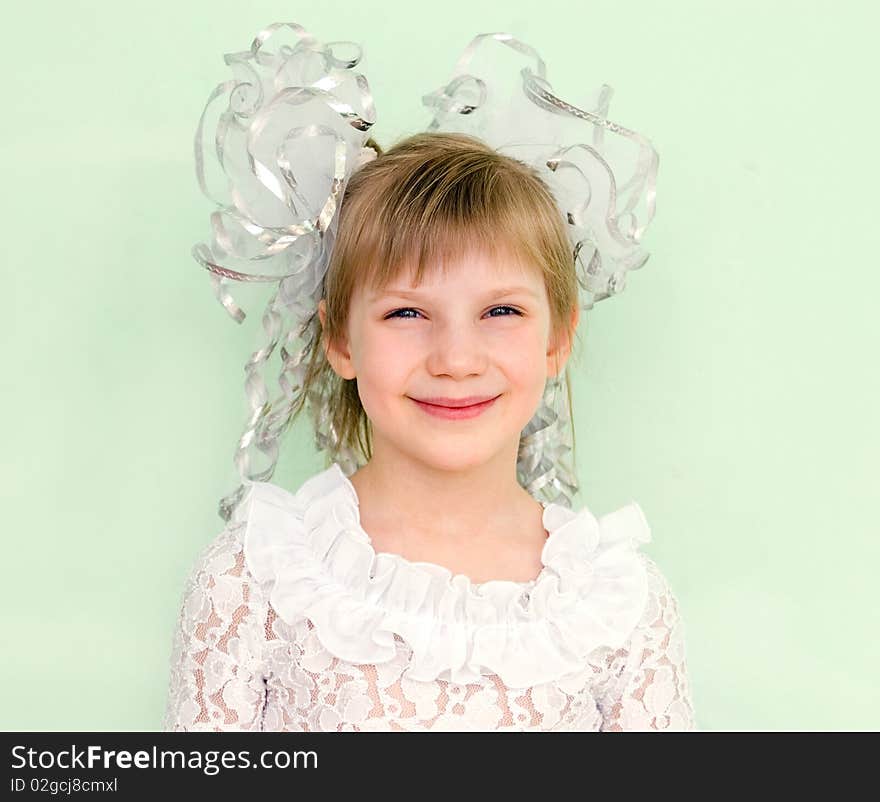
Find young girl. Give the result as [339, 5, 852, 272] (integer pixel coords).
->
[162, 24, 695, 732]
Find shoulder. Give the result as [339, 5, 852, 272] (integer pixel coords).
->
[174, 514, 266, 629]
[592, 550, 690, 691]
[230, 464, 346, 536]
[181, 519, 248, 589]
[627, 551, 689, 651]
[589, 500, 685, 632]
[229, 467, 343, 586]
[221, 466, 354, 622]
[564, 498, 687, 654]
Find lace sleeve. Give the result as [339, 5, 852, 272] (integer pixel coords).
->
[598, 555, 696, 731]
[161, 522, 269, 731]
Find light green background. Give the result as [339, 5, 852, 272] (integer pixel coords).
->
[3, 1, 877, 731]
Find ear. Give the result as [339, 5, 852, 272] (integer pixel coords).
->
[546, 304, 580, 378]
[318, 298, 357, 380]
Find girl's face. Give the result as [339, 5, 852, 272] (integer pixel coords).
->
[319, 249, 577, 472]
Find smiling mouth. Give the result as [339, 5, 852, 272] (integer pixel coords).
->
[409, 395, 501, 409]
[409, 394, 501, 419]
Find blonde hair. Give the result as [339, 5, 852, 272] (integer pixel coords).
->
[293, 130, 581, 472]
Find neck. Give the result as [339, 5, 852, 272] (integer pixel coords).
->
[348, 441, 534, 540]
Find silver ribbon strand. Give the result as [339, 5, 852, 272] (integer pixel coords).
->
[190, 23, 659, 520]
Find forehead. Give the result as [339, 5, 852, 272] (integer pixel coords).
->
[365, 247, 545, 299]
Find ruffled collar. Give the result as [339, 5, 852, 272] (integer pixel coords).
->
[238, 462, 651, 688]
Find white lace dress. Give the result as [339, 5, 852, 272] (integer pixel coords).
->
[161, 463, 696, 731]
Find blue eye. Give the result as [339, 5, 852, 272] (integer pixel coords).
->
[487, 305, 523, 317]
[384, 308, 420, 319]
[385, 306, 523, 320]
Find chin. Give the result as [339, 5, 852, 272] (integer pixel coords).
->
[403, 445, 498, 473]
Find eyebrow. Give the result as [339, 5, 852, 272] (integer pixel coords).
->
[370, 286, 539, 302]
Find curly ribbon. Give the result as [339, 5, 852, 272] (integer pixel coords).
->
[190, 23, 659, 519]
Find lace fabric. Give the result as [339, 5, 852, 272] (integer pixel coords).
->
[162, 467, 695, 731]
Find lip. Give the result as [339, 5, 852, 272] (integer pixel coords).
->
[410, 394, 501, 420]
[413, 395, 498, 408]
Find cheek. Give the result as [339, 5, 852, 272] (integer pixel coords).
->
[495, 331, 547, 381]
[349, 329, 414, 412]
[353, 329, 417, 380]
[495, 333, 550, 419]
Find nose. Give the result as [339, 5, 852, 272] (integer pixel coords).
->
[424, 321, 489, 378]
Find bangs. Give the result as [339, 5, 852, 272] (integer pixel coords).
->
[342, 153, 567, 295]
